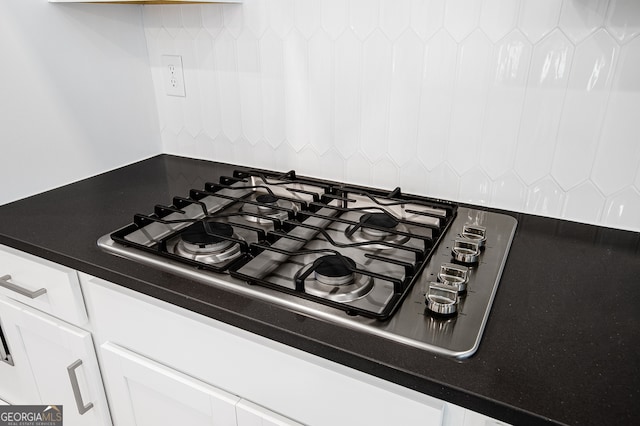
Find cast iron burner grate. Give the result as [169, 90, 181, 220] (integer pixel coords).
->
[108, 168, 457, 320]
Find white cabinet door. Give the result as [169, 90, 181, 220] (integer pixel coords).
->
[0, 297, 111, 426]
[0, 314, 39, 404]
[100, 342, 240, 426]
[236, 400, 302, 426]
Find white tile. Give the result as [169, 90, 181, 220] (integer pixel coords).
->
[283, 30, 309, 151]
[444, 0, 482, 42]
[417, 29, 456, 171]
[222, 3, 244, 39]
[481, 30, 531, 180]
[297, 146, 324, 178]
[243, 0, 269, 37]
[479, 0, 520, 43]
[345, 152, 372, 186]
[525, 177, 565, 217]
[177, 128, 197, 158]
[308, 31, 333, 155]
[591, 36, 640, 196]
[249, 140, 278, 171]
[318, 149, 346, 182]
[214, 30, 242, 141]
[380, 0, 411, 40]
[195, 33, 221, 140]
[274, 142, 297, 171]
[202, 5, 224, 38]
[410, 0, 445, 40]
[552, 29, 618, 191]
[212, 134, 235, 164]
[181, 5, 203, 39]
[334, 29, 362, 159]
[514, 30, 573, 185]
[321, 0, 349, 39]
[371, 157, 399, 189]
[360, 30, 392, 162]
[146, 31, 168, 132]
[194, 132, 216, 161]
[294, 0, 322, 39]
[162, 128, 180, 154]
[237, 30, 263, 145]
[603, 187, 640, 231]
[518, 0, 562, 43]
[232, 137, 257, 166]
[427, 162, 459, 201]
[562, 181, 605, 224]
[176, 31, 203, 137]
[491, 171, 527, 211]
[399, 159, 429, 195]
[349, 0, 380, 40]
[559, 0, 608, 44]
[605, 0, 640, 44]
[259, 30, 286, 148]
[387, 31, 423, 166]
[459, 168, 492, 205]
[269, 0, 295, 38]
[161, 5, 182, 38]
[448, 30, 493, 175]
[143, 4, 164, 40]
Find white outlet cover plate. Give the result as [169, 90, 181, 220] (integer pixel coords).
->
[161, 55, 186, 97]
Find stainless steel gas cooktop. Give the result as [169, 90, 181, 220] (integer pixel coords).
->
[98, 168, 517, 359]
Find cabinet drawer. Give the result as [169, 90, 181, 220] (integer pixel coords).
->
[0, 245, 87, 326]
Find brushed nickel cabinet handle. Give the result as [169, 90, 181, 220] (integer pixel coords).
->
[67, 359, 94, 415]
[0, 275, 47, 299]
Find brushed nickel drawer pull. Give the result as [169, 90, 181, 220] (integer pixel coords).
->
[0, 275, 47, 299]
[67, 359, 94, 415]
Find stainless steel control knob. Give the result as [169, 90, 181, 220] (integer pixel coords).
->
[438, 263, 469, 293]
[425, 282, 459, 316]
[451, 238, 481, 264]
[461, 224, 487, 248]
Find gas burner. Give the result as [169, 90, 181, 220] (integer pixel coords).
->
[296, 255, 373, 302]
[345, 211, 409, 249]
[173, 221, 242, 265]
[241, 193, 297, 224]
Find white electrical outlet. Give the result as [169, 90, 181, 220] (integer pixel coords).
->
[161, 55, 186, 97]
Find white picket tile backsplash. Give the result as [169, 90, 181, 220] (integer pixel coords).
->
[143, 0, 640, 232]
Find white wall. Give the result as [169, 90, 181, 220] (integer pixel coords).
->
[0, 0, 161, 205]
[144, 0, 640, 232]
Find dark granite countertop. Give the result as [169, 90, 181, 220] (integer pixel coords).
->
[0, 155, 638, 426]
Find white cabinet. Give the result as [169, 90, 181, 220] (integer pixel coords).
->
[82, 274, 448, 426]
[100, 341, 300, 426]
[0, 297, 111, 425]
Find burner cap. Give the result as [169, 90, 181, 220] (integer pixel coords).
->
[181, 221, 233, 246]
[300, 255, 373, 301]
[314, 255, 356, 286]
[256, 194, 279, 204]
[360, 212, 399, 229]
